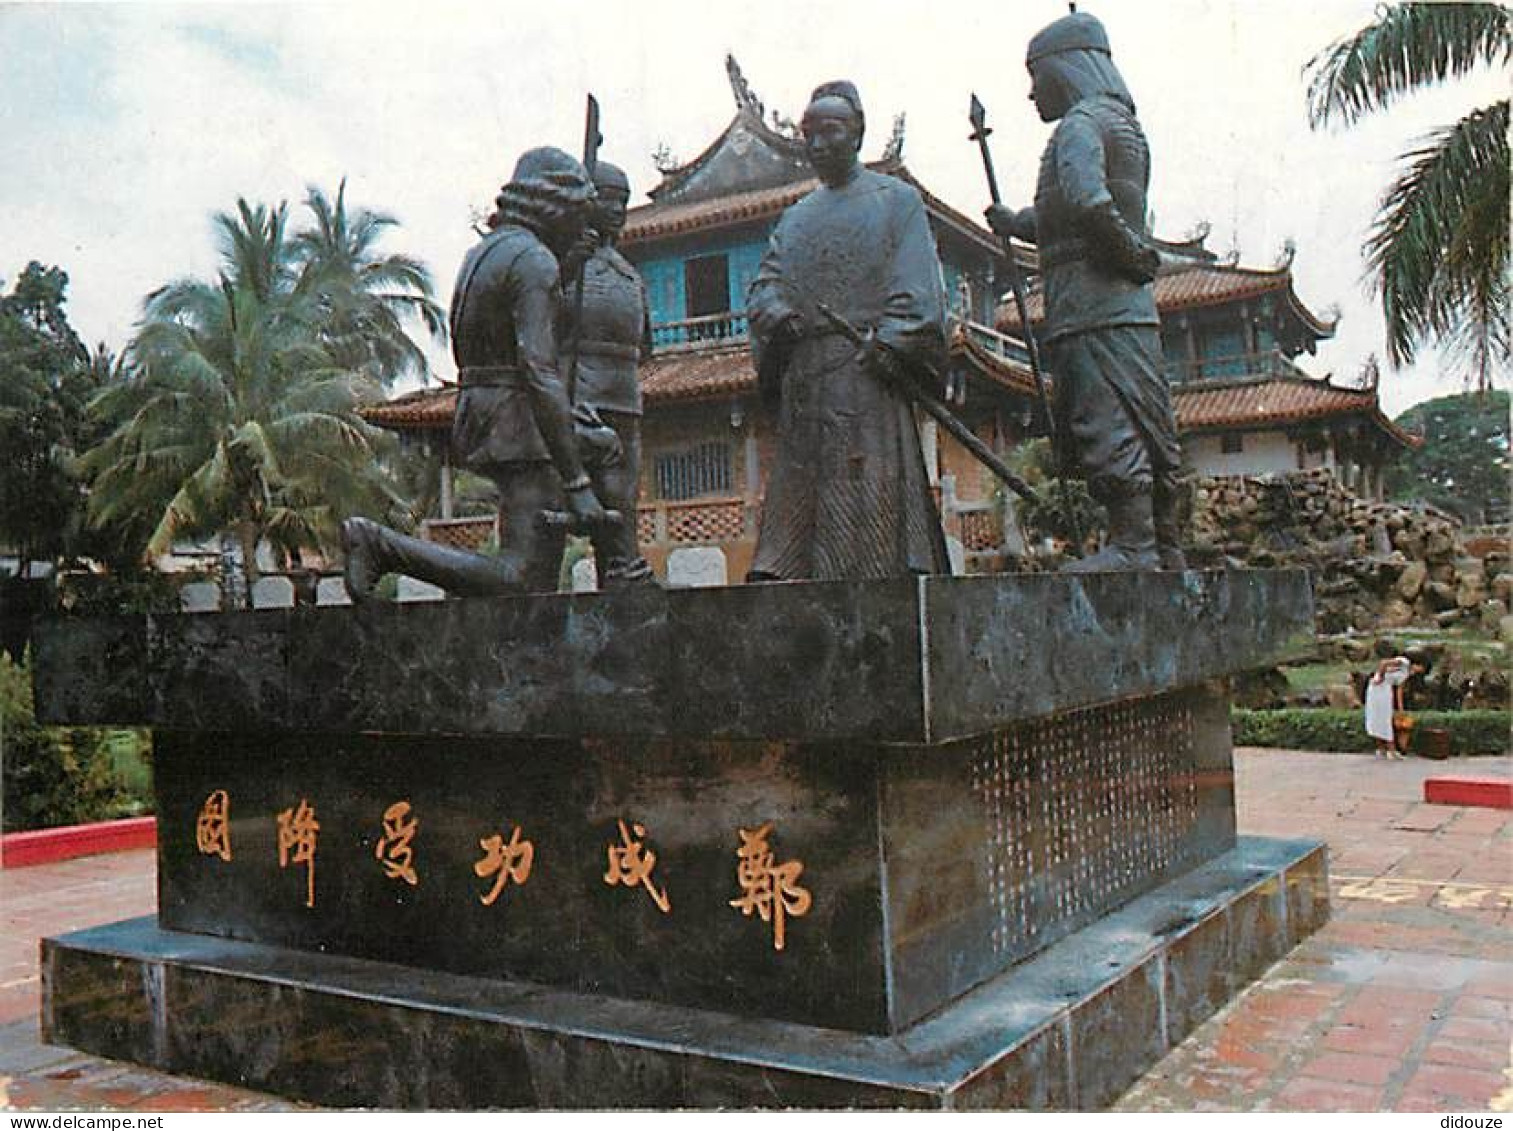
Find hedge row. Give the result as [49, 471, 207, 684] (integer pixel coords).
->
[0, 652, 154, 832]
[1232, 708, 1510, 756]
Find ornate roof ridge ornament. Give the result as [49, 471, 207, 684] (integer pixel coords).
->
[725, 54, 765, 120]
[881, 113, 907, 163]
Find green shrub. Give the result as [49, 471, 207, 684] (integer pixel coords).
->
[0, 651, 151, 831]
[1232, 708, 1510, 756]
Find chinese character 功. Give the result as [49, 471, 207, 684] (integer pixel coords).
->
[474, 825, 533, 906]
[729, 821, 811, 951]
[276, 798, 320, 908]
[195, 789, 232, 862]
[375, 800, 419, 886]
[604, 819, 671, 913]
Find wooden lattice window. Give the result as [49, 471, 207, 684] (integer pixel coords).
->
[654, 442, 733, 501]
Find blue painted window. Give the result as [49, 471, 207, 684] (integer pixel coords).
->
[728, 243, 765, 310]
[639, 258, 684, 328]
[1201, 328, 1246, 378]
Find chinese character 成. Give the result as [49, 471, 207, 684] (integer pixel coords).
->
[604, 819, 671, 913]
[729, 821, 811, 951]
[474, 825, 533, 906]
[195, 789, 232, 862]
[375, 800, 419, 886]
[276, 799, 320, 908]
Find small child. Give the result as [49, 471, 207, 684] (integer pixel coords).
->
[1364, 656, 1411, 759]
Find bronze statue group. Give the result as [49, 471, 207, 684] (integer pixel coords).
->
[341, 11, 1186, 603]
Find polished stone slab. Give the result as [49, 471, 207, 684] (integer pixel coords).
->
[148, 683, 1236, 1035]
[42, 836, 1328, 1110]
[33, 571, 1313, 744]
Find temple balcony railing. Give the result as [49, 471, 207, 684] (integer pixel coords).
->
[650, 311, 1036, 362]
[954, 316, 1032, 366]
[638, 495, 759, 546]
[1168, 349, 1309, 385]
[951, 500, 1007, 554]
[651, 313, 749, 352]
[421, 498, 761, 554]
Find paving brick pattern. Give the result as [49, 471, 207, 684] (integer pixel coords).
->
[1118, 750, 1513, 1113]
[1, 749, 1508, 1112]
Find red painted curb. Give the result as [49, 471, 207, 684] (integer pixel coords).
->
[0, 816, 157, 868]
[1424, 778, 1513, 810]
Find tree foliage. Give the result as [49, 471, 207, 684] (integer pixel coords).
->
[1305, 3, 1510, 389]
[82, 187, 443, 594]
[1385, 389, 1510, 524]
[0, 264, 96, 575]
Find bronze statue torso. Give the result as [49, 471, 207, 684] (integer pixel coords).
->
[572, 244, 646, 417]
[448, 225, 560, 467]
[1034, 95, 1159, 342]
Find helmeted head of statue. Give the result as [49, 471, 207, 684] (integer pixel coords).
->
[1024, 11, 1133, 123]
[486, 146, 596, 254]
[801, 80, 865, 188]
[591, 160, 632, 241]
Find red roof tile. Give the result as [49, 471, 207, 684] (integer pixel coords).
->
[623, 180, 814, 245]
[1173, 376, 1419, 448]
[997, 262, 1335, 336]
[359, 385, 456, 429]
[360, 329, 1036, 428]
[359, 366, 1415, 450]
[623, 162, 1006, 260]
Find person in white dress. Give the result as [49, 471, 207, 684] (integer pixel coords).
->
[1364, 656, 1411, 758]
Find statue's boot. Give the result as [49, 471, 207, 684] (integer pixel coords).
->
[1152, 483, 1189, 571]
[1063, 491, 1160, 573]
[341, 517, 526, 602]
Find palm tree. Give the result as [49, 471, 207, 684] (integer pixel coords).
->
[1305, 3, 1510, 391]
[83, 200, 407, 596]
[291, 180, 447, 387]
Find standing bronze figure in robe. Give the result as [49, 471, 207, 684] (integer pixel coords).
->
[341, 147, 614, 600]
[745, 81, 950, 582]
[567, 161, 656, 589]
[986, 12, 1186, 571]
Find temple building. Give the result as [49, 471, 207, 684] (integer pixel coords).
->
[362, 60, 1415, 583]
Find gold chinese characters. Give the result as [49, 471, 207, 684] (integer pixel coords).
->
[195, 790, 232, 862]
[604, 819, 671, 913]
[375, 801, 420, 886]
[276, 799, 320, 909]
[729, 821, 811, 951]
[193, 798, 818, 948]
[474, 825, 534, 906]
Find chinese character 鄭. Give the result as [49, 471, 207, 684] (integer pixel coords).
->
[276, 799, 320, 908]
[474, 825, 533, 906]
[729, 821, 811, 951]
[195, 789, 232, 862]
[604, 819, 671, 913]
[374, 800, 419, 886]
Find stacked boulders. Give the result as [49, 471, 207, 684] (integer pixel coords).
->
[1188, 469, 1506, 636]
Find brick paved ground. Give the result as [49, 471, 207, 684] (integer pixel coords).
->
[1118, 749, 1513, 1113]
[1, 748, 1508, 1112]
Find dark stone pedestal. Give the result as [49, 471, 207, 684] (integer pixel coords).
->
[43, 838, 1327, 1110]
[34, 572, 1324, 1108]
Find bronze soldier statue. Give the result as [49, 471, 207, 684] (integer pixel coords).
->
[746, 81, 950, 582]
[985, 11, 1186, 571]
[341, 147, 614, 600]
[564, 160, 656, 588]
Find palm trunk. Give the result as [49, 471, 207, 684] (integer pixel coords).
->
[237, 520, 262, 605]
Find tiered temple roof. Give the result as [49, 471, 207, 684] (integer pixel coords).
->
[1172, 374, 1419, 447]
[997, 258, 1339, 350]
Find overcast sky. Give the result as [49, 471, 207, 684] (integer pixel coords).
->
[0, 0, 1505, 416]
